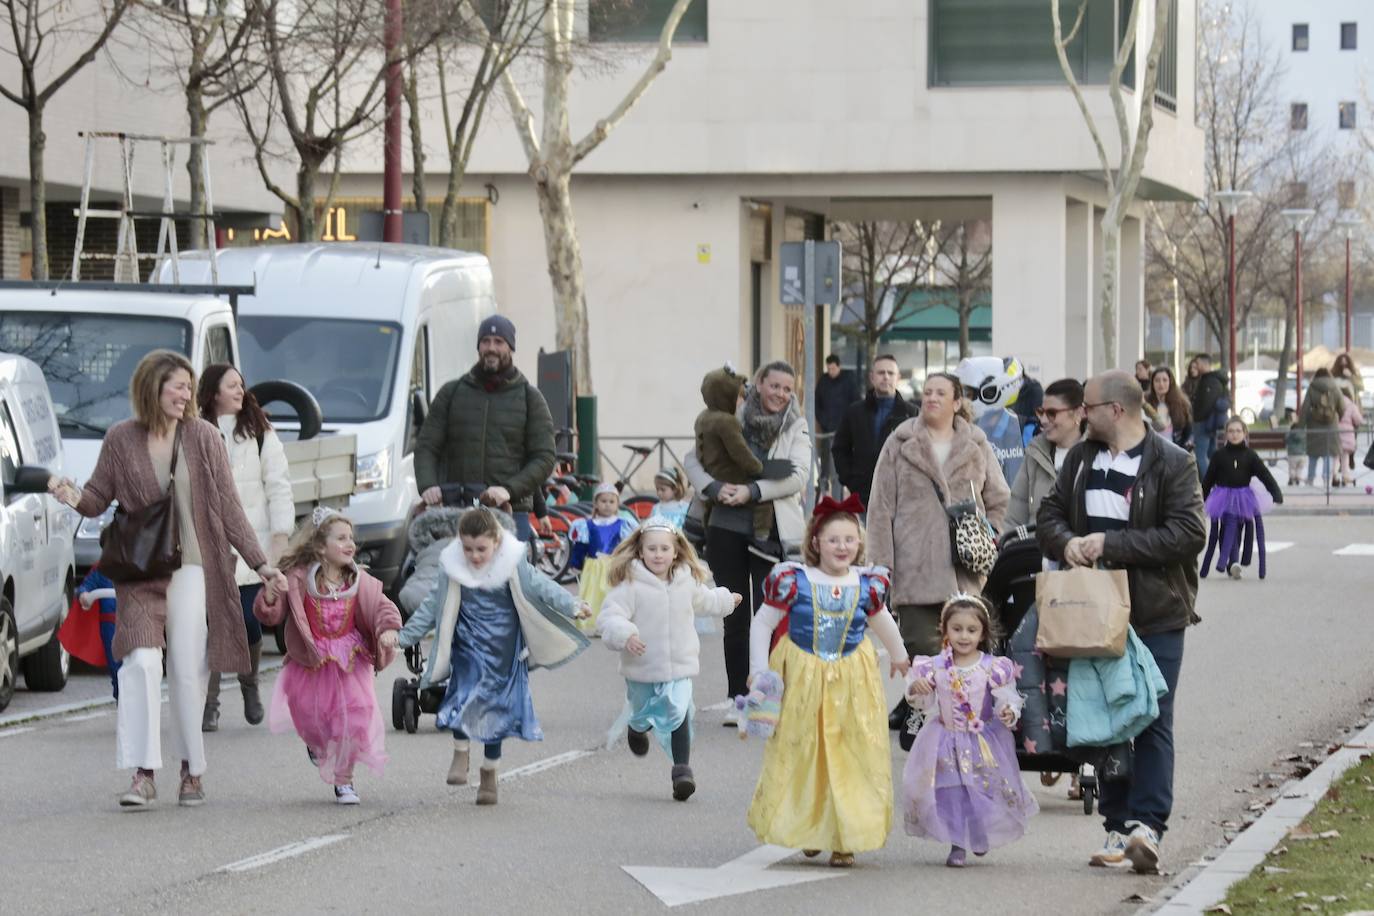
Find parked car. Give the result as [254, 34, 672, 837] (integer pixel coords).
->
[0, 352, 77, 711]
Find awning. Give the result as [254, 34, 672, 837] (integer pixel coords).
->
[880, 290, 992, 343]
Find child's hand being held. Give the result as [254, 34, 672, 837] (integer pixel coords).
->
[907, 674, 935, 699]
[624, 635, 647, 656]
[379, 630, 399, 650]
[730, 592, 744, 607]
[998, 705, 1018, 728]
[890, 656, 911, 678]
[574, 601, 592, 621]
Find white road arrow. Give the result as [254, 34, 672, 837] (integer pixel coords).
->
[623, 845, 845, 908]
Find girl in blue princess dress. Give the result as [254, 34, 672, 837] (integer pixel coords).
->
[396, 508, 591, 805]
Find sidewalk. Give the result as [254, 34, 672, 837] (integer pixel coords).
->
[1255, 456, 1374, 516]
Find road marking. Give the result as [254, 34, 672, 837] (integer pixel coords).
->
[0, 726, 34, 738]
[498, 749, 593, 782]
[624, 844, 844, 907]
[1334, 543, 1374, 556]
[1267, 541, 1294, 553]
[218, 834, 349, 873]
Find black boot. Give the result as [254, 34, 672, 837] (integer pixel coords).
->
[888, 696, 910, 731]
[202, 675, 221, 732]
[240, 641, 264, 726]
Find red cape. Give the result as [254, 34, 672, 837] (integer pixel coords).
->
[57, 596, 107, 668]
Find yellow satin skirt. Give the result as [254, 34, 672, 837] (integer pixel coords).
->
[576, 556, 610, 635]
[746, 636, 893, 853]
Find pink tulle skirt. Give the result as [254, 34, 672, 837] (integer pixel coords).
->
[270, 651, 387, 785]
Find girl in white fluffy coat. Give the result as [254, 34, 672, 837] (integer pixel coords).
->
[597, 517, 741, 801]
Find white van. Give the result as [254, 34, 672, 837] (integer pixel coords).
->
[0, 288, 239, 568]
[169, 243, 497, 590]
[0, 353, 78, 710]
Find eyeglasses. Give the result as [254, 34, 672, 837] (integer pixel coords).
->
[1082, 401, 1120, 412]
[1035, 406, 1076, 421]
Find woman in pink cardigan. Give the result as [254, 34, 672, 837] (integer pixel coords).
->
[52, 350, 287, 809]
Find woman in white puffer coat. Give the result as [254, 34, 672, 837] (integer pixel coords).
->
[198, 364, 295, 731]
[597, 518, 739, 801]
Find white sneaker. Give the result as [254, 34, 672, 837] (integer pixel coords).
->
[722, 708, 739, 728]
[334, 785, 360, 805]
[1227, 563, 1242, 579]
[1089, 830, 1128, 867]
[1124, 821, 1161, 873]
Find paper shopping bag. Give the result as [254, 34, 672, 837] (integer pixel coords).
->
[1034, 567, 1131, 658]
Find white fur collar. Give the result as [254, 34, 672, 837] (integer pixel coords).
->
[304, 562, 361, 600]
[439, 534, 524, 589]
[629, 558, 692, 587]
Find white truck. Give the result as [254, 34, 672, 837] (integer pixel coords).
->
[162, 243, 499, 591]
[0, 284, 356, 570]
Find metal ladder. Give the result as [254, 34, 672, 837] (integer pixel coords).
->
[69, 132, 219, 284]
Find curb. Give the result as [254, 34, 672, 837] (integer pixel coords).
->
[0, 657, 286, 730]
[1151, 718, 1374, 914]
[1268, 507, 1374, 517]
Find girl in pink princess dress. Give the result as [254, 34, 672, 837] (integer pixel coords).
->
[902, 594, 1038, 868]
[255, 509, 402, 805]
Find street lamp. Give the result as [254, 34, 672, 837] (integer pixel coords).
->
[1281, 208, 1316, 407]
[1336, 212, 1364, 352]
[1214, 189, 1253, 405]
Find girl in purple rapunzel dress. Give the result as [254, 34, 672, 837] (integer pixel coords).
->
[1200, 417, 1284, 580]
[902, 594, 1038, 868]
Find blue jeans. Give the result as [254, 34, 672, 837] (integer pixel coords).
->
[1192, 423, 1216, 480]
[1306, 455, 1332, 486]
[513, 511, 532, 542]
[1100, 629, 1185, 836]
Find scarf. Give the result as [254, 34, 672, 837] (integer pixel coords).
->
[740, 385, 798, 449]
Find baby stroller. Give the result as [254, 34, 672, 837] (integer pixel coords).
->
[983, 525, 1100, 816]
[390, 484, 488, 734]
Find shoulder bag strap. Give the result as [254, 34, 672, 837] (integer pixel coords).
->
[167, 421, 183, 492]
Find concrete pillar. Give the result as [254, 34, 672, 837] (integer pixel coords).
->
[1118, 215, 1145, 368]
[1064, 199, 1094, 380]
[0, 186, 20, 280]
[991, 181, 1067, 381]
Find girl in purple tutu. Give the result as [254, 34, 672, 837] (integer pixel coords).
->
[1201, 416, 1283, 580]
[902, 595, 1037, 868]
[255, 509, 402, 805]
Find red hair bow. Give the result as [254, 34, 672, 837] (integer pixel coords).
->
[813, 493, 865, 521]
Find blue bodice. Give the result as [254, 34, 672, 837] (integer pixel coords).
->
[765, 565, 889, 662]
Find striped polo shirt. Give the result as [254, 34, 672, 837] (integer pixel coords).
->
[1084, 442, 1145, 533]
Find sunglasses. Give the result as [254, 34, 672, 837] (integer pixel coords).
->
[1035, 406, 1077, 421]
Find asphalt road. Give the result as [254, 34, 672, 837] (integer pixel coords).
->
[4, 515, 1372, 915]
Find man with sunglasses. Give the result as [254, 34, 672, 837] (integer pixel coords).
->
[1037, 370, 1205, 876]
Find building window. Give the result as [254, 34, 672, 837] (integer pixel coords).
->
[1340, 101, 1357, 129]
[1291, 102, 1308, 130]
[1292, 23, 1309, 50]
[930, 0, 1135, 87]
[1338, 181, 1359, 210]
[1155, 0, 1178, 112]
[1342, 22, 1357, 50]
[589, 0, 708, 43]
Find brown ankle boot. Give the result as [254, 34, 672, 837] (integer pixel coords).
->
[476, 766, 498, 805]
[446, 746, 470, 786]
[240, 641, 264, 725]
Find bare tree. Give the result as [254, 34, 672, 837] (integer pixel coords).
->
[125, 0, 263, 248]
[1052, 0, 1174, 368]
[232, 0, 453, 240]
[1146, 0, 1347, 410]
[490, 0, 695, 395]
[829, 220, 941, 373]
[932, 220, 992, 359]
[0, 0, 132, 279]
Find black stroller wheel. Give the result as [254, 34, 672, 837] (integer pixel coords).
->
[403, 693, 419, 733]
[1080, 772, 1098, 816]
[391, 678, 407, 731]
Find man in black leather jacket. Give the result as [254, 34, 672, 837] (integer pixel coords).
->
[1037, 370, 1205, 875]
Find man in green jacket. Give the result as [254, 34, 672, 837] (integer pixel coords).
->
[414, 315, 556, 540]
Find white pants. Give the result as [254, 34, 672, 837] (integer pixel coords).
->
[116, 566, 209, 775]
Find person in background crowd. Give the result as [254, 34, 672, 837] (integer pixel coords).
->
[815, 355, 861, 497]
[414, 315, 556, 541]
[684, 362, 812, 712]
[1006, 378, 1085, 530]
[1135, 360, 1152, 392]
[1038, 370, 1205, 875]
[830, 354, 917, 506]
[1300, 367, 1346, 488]
[1145, 367, 1193, 451]
[1331, 353, 1365, 480]
[1188, 354, 1229, 480]
[1014, 374, 1045, 447]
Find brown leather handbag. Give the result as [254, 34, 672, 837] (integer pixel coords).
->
[98, 424, 183, 582]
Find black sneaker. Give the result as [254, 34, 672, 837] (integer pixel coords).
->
[671, 765, 695, 801]
[888, 697, 910, 731]
[627, 728, 650, 757]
